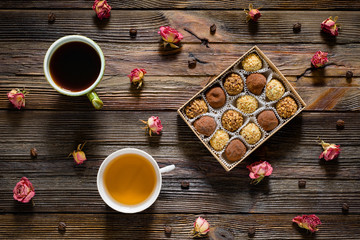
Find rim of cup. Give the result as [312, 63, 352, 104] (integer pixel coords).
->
[97, 148, 162, 214]
[43, 35, 105, 96]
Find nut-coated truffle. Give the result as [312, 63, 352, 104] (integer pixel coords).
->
[266, 79, 285, 101]
[246, 73, 266, 95]
[257, 110, 279, 131]
[236, 95, 258, 114]
[205, 87, 226, 108]
[185, 98, 208, 119]
[276, 96, 298, 118]
[225, 139, 247, 162]
[193, 116, 217, 137]
[241, 53, 263, 72]
[240, 123, 261, 145]
[223, 73, 244, 95]
[210, 130, 229, 151]
[221, 110, 243, 132]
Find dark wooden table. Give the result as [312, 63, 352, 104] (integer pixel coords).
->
[1, 1, 359, 239]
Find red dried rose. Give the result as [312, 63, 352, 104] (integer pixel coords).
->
[7, 88, 27, 109]
[92, 0, 111, 20]
[321, 16, 339, 36]
[319, 139, 341, 161]
[141, 116, 163, 136]
[311, 51, 328, 68]
[128, 68, 146, 89]
[247, 161, 273, 184]
[69, 143, 87, 164]
[158, 26, 183, 48]
[13, 177, 35, 203]
[292, 214, 321, 233]
[244, 4, 261, 22]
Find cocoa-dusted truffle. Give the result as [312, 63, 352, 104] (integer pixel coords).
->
[266, 79, 285, 101]
[193, 116, 217, 137]
[236, 95, 258, 114]
[221, 110, 243, 132]
[241, 53, 262, 72]
[257, 110, 279, 131]
[240, 123, 261, 145]
[223, 73, 244, 95]
[225, 139, 247, 162]
[210, 130, 229, 151]
[205, 86, 226, 109]
[246, 73, 266, 95]
[185, 98, 208, 119]
[276, 96, 298, 119]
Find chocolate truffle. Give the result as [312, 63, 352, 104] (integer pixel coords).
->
[210, 130, 229, 151]
[246, 73, 266, 95]
[225, 139, 247, 162]
[276, 96, 298, 118]
[223, 73, 244, 95]
[241, 53, 263, 72]
[193, 116, 217, 137]
[240, 123, 261, 145]
[206, 87, 226, 109]
[221, 110, 243, 132]
[236, 95, 258, 114]
[266, 79, 285, 101]
[257, 110, 279, 131]
[185, 98, 208, 119]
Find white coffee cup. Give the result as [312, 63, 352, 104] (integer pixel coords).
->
[43, 35, 105, 110]
[97, 148, 175, 213]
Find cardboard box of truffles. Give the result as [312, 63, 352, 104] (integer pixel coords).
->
[178, 46, 306, 171]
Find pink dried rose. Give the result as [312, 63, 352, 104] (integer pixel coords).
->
[13, 177, 35, 203]
[7, 88, 27, 109]
[158, 26, 183, 48]
[244, 4, 261, 22]
[311, 51, 328, 68]
[128, 68, 147, 89]
[192, 217, 210, 238]
[92, 0, 111, 20]
[319, 138, 341, 161]
[247, 161, 273, 184]
[141, 116, 163, 136]
[321, 16, 339, 36]
[69, 143, 87, 164]
[292, 214, 321, 233]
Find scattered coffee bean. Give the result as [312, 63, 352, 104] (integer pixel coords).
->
[181, 181, 190, 189]
[164, 225, 172, 235]
[248, 227, 256, 237]
[58, 222, 66, 231]
[293, 23, 301, 33]
[298, 180, 306, 188]
[346, 70, 353, 79]
[342, 203, 349, 213]
[30, 148, 38, 159]
[129, 28, 137, 38]
[48, 13, 56, 23]
[210, 24, 217, 34]
[188, 59, 197, 69]
[336, 119, 345, 130]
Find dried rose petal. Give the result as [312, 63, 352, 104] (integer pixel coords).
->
[7, 88, 27, 109]
[321, 16, 339, 36]
[292, 214, 321, 232]
[247, 161, 273, 184]
[158, 26, 183, 48]
[141, 116, 163, 136]
[92, 0, 111, 20]
[193, 217, 210, 237]
[13, 177, 35, 203]
[311, 51, 328, 68]
[319, 139, 341, 161]
[128, 68, 146, 89]
[244, 4, 261, 22]
[70, 143, 87, 164]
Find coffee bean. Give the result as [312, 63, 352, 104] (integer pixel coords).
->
[298, 180, 306, 188]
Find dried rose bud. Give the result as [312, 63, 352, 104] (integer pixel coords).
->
[158, 26, 183, 48]
[292, 214, 321, 233]
[69, 143, 87, 165]
[311, 51, 328, 68]
[210, 24, 217, 34]
[129, 28, 137, 38]
[346, 70, 353, 79]
[318, 138, 341, 161]
[164, 225, 172, 235]
[141, 116, 163, 136]
[92, 0, 111, 20]
[247, 161, 273, 184]
[13, 177, 35, 203]
[188, 58, 196, 69]
[58, 222, 66, 231]
[321, 16, 339, 36]
[30, 148, 38, 159]
[293, 23, 301, 33]
[48, 13, 56, 23]
[192, 217, 210, 237]
[7, 88, 27, 109]
[128, 68, 146, 89]
[336, 119, 345, 130]
[244, 4, 261, 22]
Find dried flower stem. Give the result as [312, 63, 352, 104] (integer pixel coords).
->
[296, 63, 345, 80]
[184, 28, 210, 48]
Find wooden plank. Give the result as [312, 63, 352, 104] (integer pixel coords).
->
[2, 0, 360, 10]
[0, 10, 359, 44]
[0, 213, 359, 239]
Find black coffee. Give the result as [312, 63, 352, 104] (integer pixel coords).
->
[50, 41, 101, 92]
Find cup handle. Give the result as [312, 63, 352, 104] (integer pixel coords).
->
[159, 164, 175, 174]
[87, 91, 103, 110]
